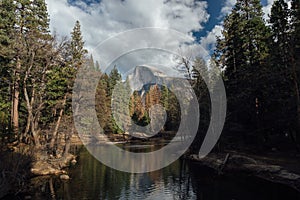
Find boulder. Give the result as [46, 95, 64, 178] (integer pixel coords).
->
[60, 174, 70, 180]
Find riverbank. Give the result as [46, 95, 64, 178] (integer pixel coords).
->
[186, 150, 300, 192]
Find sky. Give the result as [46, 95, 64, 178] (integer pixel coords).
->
[44, 0, 276, 75]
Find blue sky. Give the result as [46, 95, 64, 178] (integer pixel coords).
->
[45, 0, 276, 74]
[194, 0, 223, 39]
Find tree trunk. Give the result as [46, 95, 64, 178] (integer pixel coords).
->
[291, 54, 300, 151]
[63, 126, 72, 158]
[49, 94, 67, 150]
[12, 58, 21, 136]
[31, 118, 41, 148]
[23, 78, 41, 147]
[23, 112, 31, 142]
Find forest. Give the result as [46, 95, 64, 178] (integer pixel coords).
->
[0, 0, 300, 198]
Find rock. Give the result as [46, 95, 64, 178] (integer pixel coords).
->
[190, 154, 199, 160]
[71, 158, 77, 165]
[31, 161, 62, 176]
[230, 155, 258, 165]
[279, 170, 300, 180]
[56, 153, 62, 159]
[60, 174, 70, 180]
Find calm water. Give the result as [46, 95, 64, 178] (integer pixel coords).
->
[29, 145, 300, 200]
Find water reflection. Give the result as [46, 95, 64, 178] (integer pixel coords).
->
[29, 146, 300, 200]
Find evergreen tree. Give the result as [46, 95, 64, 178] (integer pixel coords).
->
[107, 66, 122, 96]
[291, 0, 300, 59]
[0, 0, 16, 134]
[268, 0, 296, 136]
[21, 0, 54, 146]
[48, 20, 88, 152]
[70, 20, 88, 69]
[290, 0, 300, 147]
[215, 0, 271, 134]
[96, 73, 111, 132]
[104, 67, 122, 133]
[0, 0, 54, 143]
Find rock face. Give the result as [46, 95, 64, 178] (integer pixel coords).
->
[126, 65, 194, 101]
[127, 66, 162, 92]
[127, 65, 183, 91]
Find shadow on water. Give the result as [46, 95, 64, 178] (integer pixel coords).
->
[188, 163, 300, 200]
[0, 150, 33, 199]
[10, 145, 300, 200]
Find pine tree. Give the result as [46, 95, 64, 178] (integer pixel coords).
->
[268, 0, 296, 134]
[104, 67, 122, 133]
[0, 0, 54, 143]
[96, 73, 110, 132]
[110, 78, 132, 133]
[48, 20, 87, 152]
[21, 0, 54, 146]
[290, 0, 300, 146]
[0, 0, 16, 134]
[291, 0, 300, 57]
[214, 0, 271, 134]
[70, 20, 88, 69]
[107, 66, 122, 97]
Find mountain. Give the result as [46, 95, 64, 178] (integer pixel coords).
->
[126, 65, 194, 100]
[126, 65, 167, 92]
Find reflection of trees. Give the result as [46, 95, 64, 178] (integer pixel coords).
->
[60, 147, 130, 199]
[26, 148, 300, 199]
[163, 159, 195, 200]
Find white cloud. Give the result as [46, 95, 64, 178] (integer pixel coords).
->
[45, 0, 210, 75]
[220, 0, 236, 18]
[263, 0, 275, 20]
[200, 25, 223, 52]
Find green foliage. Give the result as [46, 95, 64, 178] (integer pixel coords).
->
[267, 0, 296, 130]
[0, 0, 16, 59]
[95, 67, 123, 134]
[215, 0, 271, 131]
[107, 66, 122, 96]
[71, 20, 88, 68]
[160, 85, 180, 131]
[211, 0, 300, 151]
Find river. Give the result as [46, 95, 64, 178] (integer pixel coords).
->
[28, 145, 300, 200]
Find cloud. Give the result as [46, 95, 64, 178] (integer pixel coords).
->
[200, 25, 223, 53]
[220, 0, 236, 18]
[262, 0, 275, 20]
[45, 0, 210, 75]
